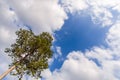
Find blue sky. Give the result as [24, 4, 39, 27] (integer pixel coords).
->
[0, 0, 120, 80]
[50, 14, 109, 71]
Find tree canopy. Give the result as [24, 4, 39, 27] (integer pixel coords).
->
[5, 28, 53, 80]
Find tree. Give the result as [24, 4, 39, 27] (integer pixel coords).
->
[0, 28, 53, 80]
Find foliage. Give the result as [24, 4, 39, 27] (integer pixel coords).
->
[5, 28, 53, 80]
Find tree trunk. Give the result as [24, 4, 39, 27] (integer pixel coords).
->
[0, 65, 15, 80]
[0, 52, 32, 80]
[0, 47, 37, 80]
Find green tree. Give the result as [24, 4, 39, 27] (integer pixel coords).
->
[0, 28, 53, 80]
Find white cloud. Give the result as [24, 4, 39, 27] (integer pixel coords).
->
[42, 47, 120, 80]
[106, 21, 120, 57]
[0, 0, 19, 47]
[1, 0, 120, 80]
[0, 27, 17, 48]
[6, 0, 68, 34]
[0, 0, 67, 80]
[41, 19, 120, 80]
[41, 0, 120, 79]
[89, 0, 120, 26]
[90, 6, 113, 26]
[61, 0, 120, 27]
[48, 46, 63, 66]
[54, 46, 62, 59]
[0, 2, 17, 79]
[41, 51, 107, 80]
[88, 0, 120, 9]
[56, 46, 62, 56]
[61, 0, 88, 13]
[0, 27, 11, 43]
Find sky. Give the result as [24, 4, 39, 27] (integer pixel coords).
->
[0, 0, 120, 80]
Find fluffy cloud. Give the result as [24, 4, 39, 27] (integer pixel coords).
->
[54, 46, 62, 59]
[41, 22, 120, 80]
[61, 0, 88, 13]
[42, 47, 120, 80]
[6, 0, 68, 34]
[1, 0, 120, 80]
[0, 0, 67, 80]
[61, 0, 120, 26]
[87, 0, 120, 26]
[0, 0, 17, 46]
[42, 51, 103, 80]
[41, 0, 120, 80]
[0, 1, 17, 80]
[41, 15, 120, 80]
[106, 21, 120, 56]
